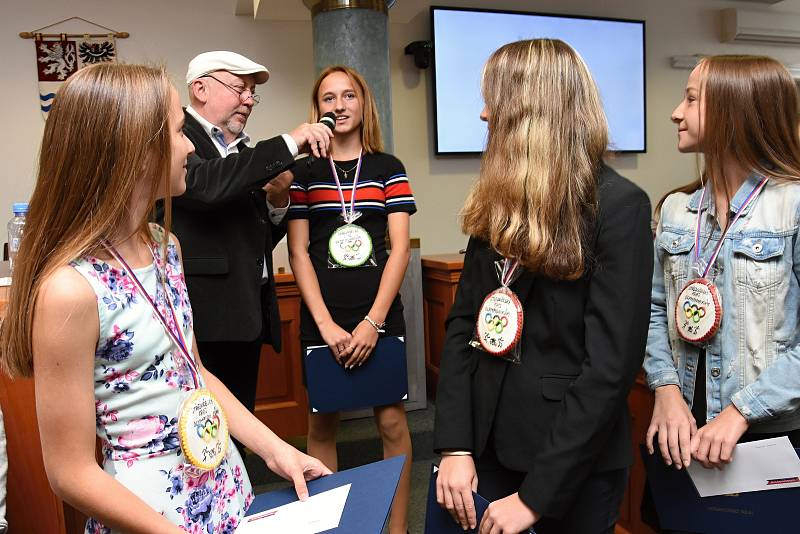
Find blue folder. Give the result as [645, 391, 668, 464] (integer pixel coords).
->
[642, 444, 800, 533]
[245, 455, 405, 533]
[424, 464, 491, 534]
[305, 336, 408, 413]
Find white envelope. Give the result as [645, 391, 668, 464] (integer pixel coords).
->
[687, 436, 800, 497]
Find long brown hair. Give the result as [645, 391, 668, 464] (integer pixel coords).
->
[0, 63, 173, 378]
[461, 39, 607, 280]
[310, 65, 383, 154]
[657, 55, 800, 216]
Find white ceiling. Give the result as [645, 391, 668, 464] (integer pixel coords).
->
[231, 0, 798, 23]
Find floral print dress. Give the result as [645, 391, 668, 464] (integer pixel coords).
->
[71, 226, 253, 534]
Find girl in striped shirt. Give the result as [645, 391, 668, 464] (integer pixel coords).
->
[287, 65, 416, 534]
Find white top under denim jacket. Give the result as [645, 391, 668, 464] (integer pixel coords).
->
[644, 173, 800, 433]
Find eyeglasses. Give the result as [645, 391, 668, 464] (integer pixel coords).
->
[202, 74, 260, 105]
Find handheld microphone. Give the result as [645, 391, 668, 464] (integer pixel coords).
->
[307, 111, 337, 166]
[319, 111, 336, 132]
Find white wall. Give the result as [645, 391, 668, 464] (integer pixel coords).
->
[3, 0, 800, 256]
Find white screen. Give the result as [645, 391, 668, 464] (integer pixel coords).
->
[432, 8, 646, 153]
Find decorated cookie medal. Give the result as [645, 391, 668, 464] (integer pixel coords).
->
[474, 258, 523, 358]
[477, 286, 523, 355]
[178, 388, 229, 470]
[327, 150, 375, 268]
[675, 278, 722, 343]
[329, 223, 373, 267]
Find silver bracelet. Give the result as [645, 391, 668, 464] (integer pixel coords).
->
[364, 315, 386, 333]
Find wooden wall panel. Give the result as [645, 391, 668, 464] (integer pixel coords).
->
[253, 274, 309, 439]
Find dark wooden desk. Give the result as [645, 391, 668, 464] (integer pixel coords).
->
[421, 254, 464, 397]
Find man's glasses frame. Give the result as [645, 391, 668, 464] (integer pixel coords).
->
[202, 74, 261, 105]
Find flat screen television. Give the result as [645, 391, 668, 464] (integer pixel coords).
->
[431, 6, 646, 154]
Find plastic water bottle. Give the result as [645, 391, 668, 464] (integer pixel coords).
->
[7, 203, 29, 275]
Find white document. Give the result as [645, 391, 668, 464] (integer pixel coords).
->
[687, 436, 800, 497]
[235, 483, 351, 534]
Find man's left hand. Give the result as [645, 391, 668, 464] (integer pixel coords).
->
[264, 169, 294, 208]
[690, 405, 749, 469]
[479, 492, 539, 534]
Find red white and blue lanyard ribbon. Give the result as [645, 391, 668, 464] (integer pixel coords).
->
[327, 149, 363, 223]
[500, 258, 519, 287]
[102, 240, 201, 389]
[693, 176, 769, 279]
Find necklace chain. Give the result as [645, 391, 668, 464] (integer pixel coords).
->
[333, 160, 359, 179]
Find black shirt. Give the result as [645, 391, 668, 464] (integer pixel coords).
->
[287, 152, 416, 343]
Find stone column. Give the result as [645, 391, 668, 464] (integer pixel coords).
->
[304, 0, 393, 151]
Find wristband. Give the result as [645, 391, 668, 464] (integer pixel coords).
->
[440, 450, 472, 457]
[364, 315, 386, 334]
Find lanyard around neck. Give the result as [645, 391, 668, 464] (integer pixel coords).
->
[693, 176, 769, 279]
[327, 149, 363, 223]
[101, 240, 200, 389]
[500, 258, 519, 287]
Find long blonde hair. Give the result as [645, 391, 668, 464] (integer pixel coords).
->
[657, 55, 800, 216]
[0, 63, 174, 378]
[461, 39, 608, 280]
[310, 65, 383, 154]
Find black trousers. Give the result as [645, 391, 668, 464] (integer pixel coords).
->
[197, 338, 263, 456]
[475, 442, 628, 534]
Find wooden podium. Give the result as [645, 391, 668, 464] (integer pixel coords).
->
[0, 286, 89, 533]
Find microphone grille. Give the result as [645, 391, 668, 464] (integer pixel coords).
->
[320, 112, 337, 131]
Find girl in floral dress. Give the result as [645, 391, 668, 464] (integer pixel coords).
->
[0, 63, 329, 533]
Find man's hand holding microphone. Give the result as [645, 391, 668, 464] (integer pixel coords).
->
[265, 112, 337, 207]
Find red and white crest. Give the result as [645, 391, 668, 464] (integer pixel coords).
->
[34, 36, 116, 119]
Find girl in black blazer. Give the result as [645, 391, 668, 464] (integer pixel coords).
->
[433, 39, 653, 534]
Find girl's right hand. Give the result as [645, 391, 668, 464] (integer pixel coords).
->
[318, 320, 353, 363]
[646, 384, 697, 469]
[436, 454, 479, 531]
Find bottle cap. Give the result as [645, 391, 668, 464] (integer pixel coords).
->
[12, 203, 29, 215]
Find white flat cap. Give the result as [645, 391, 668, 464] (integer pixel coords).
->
[186, 51, 269, 85]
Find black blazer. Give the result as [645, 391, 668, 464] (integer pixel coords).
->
[433, 165, 653, 519]
[172, 110, 295, 350]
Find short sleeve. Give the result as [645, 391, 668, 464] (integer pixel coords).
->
[287, 171, 309, 220]
[383, 156, 417, 215]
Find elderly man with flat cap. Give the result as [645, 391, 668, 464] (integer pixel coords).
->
[173, 51, 332, 427]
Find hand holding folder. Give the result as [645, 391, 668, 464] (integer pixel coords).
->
[305, 336, 408, 413]
[425, 464, 490, 534]
[425, 464, 538, 534]
[642, 442, 800, 534]
[243, 456, 405, 533]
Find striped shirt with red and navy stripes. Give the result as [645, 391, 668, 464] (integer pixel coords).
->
[287, 152, 417, 343]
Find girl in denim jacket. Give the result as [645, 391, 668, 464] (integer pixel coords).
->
[644, 55, 800, 478]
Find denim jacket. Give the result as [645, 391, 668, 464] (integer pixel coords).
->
[644, 174, 800, 433]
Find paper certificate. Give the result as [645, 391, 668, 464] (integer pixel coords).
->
[236, 484, 351, 533]
[687, 437, 800, 497]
